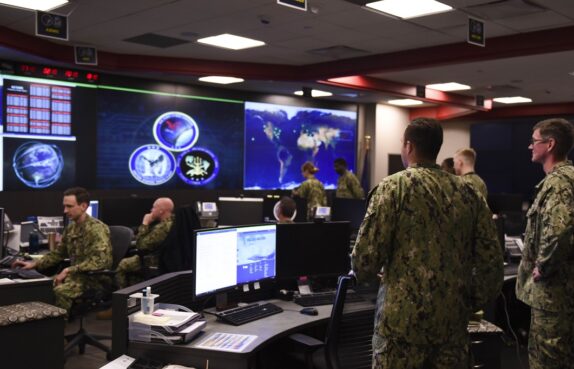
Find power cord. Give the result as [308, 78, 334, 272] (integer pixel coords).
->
[501, 292, 526, 369]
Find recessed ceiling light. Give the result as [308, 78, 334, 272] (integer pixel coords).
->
[426, 82, 471, 91]
[388, 99, 423, 106]
[197, 33, 265, 50]
[493, 96, 532, 104]
[294, 89, 333, 98]
[365, 0, 452, 19]
[0, 0, 68, 11]
[198, 76, 244, 85]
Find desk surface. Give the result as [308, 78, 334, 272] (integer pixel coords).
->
[128, 298, 375, 368]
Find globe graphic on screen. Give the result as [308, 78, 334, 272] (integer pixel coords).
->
[12, 142, 64, 188]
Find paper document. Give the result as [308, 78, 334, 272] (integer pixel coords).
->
[99, 354, 135, 369]
[195, 332, 257, 352]
[132, 309, 199, 328]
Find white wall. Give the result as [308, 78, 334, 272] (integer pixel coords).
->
[368, 104, 472, 186]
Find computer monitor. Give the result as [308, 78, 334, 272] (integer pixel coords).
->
[194, 224, 277, 298]
[331, 198, 367, 231]
[218, 197, 264, 226]
[275, 221, 351, 279]
[86, 200, 99, 219]
[19, 221, 35, 247]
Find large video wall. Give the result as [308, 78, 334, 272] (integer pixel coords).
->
[0, 73, 357, 191]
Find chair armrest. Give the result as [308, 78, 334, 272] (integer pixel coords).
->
[85, 269, 115, 277]
[124, 247, 140, 257]
[288, 333, 325, 351]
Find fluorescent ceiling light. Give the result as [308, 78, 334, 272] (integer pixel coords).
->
[388, 99, 423, 106]
[198, 76, 244, 85]
[0, 0, 68, 11]
[294, 89, 333, 98]
[366, 0, 452, 19]
[197, 33, 265, 50]
[426, 82, 471, 91]
[493, 96, 532, 104]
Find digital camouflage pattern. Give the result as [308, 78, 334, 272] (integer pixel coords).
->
[35, 215, 112, 312]
[336, 170, 365, 199]
[461, 172, 488, 199]
[372, 333, 470, 369]
[516, 160, 574, 369]
[116, 215, 174, 289]
[352, 163, 503, 351]
[527, 308, 574, 369]
[297, 177, 327, 220]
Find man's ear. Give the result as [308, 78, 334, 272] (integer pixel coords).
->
[546, 137, 556, 154]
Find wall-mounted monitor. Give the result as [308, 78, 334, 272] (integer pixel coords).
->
[244, 101, 357, 190]
[96, 86, 244, 189]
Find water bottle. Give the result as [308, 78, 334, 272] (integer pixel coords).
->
[28, 231, 40, 254]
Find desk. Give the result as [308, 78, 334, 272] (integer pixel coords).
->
[127, 299, 374, 369]
[0, 277, 53, 306]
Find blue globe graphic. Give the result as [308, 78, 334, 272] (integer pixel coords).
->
[12, 142, 64, 188]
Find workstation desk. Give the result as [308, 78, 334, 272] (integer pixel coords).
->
[112, 271, 375, 369]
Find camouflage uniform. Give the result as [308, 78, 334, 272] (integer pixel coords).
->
[336, 170, 365, 199]
[516, 161, 574, 369]
[116, 215, 174, 289]
[352, 163, 503, 369]
[460, 172, 488, 199]
[297, 177, 327, 221]
[35, 215, 112, 313]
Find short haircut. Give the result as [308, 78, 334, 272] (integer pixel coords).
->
[455, 148, 477, 166]
[334, 158, 348, 168]
[278, 196, 296, 218]
[301, 161, 319, 174]
[534, 118, 574, 159]
[404, 118, 443, 161]
[63, 187, 90, 205]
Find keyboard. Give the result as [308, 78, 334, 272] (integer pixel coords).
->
[0, 255, 19, 268]
[215, 302, 283, 326]
[0, 268, 45, 279]
[293, 290, 365, 307]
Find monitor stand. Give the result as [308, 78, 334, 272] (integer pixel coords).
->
[215, 292, 237, 311]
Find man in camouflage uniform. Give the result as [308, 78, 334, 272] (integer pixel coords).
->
[516, 118, 574, 369]
[454, 148, 488, 199]
[352, 118, 503, 369]
[293, 162, 327, 221]
[334, 157, 365, 199]
[15, 187, 112, 313]
[116, 197, 174, 289]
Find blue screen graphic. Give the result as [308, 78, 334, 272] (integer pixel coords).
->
[97, 88, 244, 189]
[244, 102, 357, 190]
[236, 227, 276, 284]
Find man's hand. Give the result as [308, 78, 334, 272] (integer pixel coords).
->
[12, 260, 36, 270]
[142, 213, 154, 226]
[54, 267, 70, 286]
[532, 266, 542, 282]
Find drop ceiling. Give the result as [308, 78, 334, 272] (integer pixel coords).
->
[0, 0, 573, 109]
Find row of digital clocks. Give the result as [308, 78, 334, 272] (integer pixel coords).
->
[129, 112, 219, 186]
[0, 61, 100, 84]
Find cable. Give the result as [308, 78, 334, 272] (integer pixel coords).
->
[501, 292, 526, 369]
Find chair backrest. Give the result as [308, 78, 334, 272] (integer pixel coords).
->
[324, 276, 374, 369]
[158, 206, 201, 273]
[108, 225, 134, 270]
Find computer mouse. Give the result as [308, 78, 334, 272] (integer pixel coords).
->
[300, 307, 318, 316]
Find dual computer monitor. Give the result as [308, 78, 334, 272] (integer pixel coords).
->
[193, 221, 351, 299]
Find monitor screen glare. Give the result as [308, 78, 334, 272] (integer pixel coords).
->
[195, 224, 276, 297]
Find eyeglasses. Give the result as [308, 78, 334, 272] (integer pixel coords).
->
[530, 138, 548, 145]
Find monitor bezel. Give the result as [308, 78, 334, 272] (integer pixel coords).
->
[192, 223, 277, 300]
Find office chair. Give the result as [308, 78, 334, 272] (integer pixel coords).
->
[289, 275, 374, 369]
[64, 225, 133, 360]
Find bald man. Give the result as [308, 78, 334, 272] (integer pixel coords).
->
[116, 197, 174, 289]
